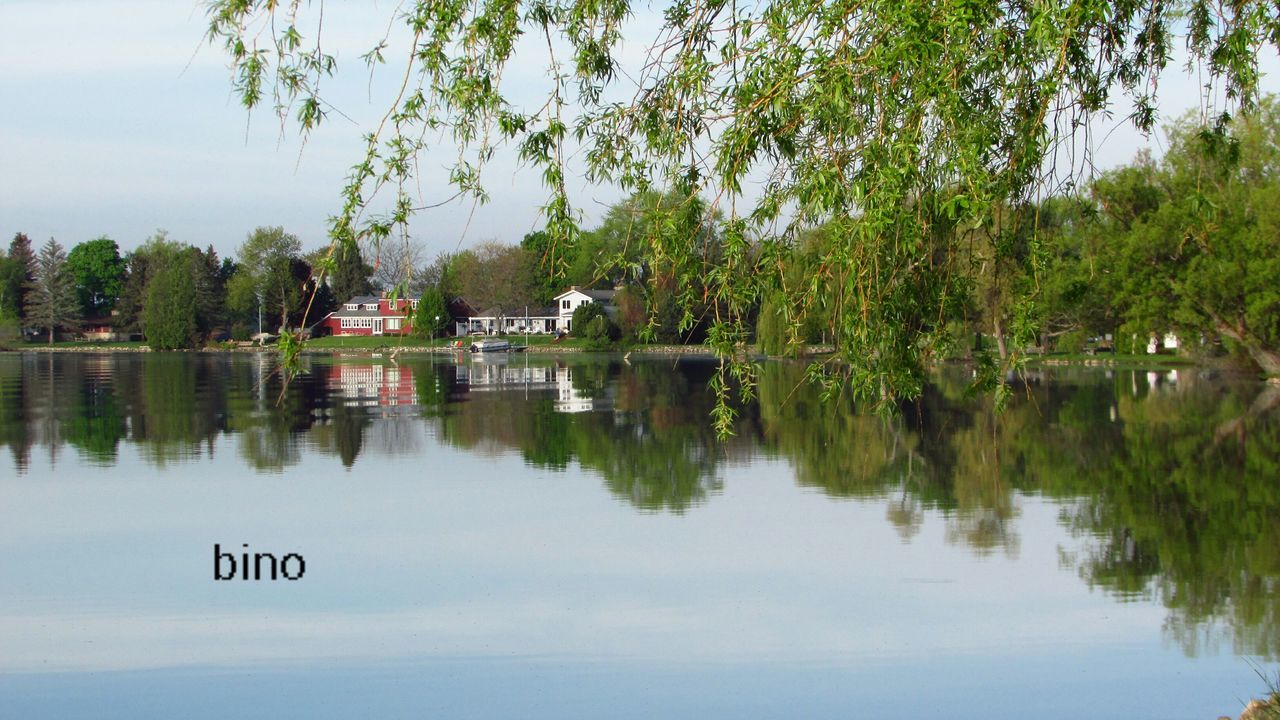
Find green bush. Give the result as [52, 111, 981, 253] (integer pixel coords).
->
[756, 295, 787, 356]
[571, 301, 618, 344]
[143, 260, 198, 350]
[412, 286, 450, 339]
[1055, 329, 1088, 354]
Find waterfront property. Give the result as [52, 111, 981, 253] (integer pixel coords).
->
[318, 286, 620, 338]
[317, 294, 419, 337]
[450, 286, 620, 336]
[554, 286, 616, 332]
[454, 306, 560, 336]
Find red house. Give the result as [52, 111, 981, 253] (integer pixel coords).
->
[317, 294, 418, 337]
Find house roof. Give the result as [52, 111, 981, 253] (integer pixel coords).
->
[554, 287, 616, 302]
[325, 306, 410, 319]
[447, 297, 476, 317]
[344, 295, 381, 305]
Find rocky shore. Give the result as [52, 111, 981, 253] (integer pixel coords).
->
[1222, 696, 1280, 720]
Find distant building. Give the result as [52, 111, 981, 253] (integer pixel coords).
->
[316, 294, 419, 337]
[553, 286, 617, 332]
[445, 286, 620, 336]
[1146, 332, 1180, 355]
[454, 305, 560, 336]
[79, 311, 131, 342]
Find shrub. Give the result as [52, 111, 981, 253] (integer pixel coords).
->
[571, 301, 617, 341]
[143, 260, 198, 350]
[1055, 329, 1088, 354]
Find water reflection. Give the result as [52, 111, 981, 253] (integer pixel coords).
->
[1, 352, 1279, 660]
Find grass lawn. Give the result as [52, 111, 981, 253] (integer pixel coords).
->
[302, 333, 578, 350]
[5, 340, 149, 350]
[304, 335, 439, 350]
[1025, 352, 1197, 368]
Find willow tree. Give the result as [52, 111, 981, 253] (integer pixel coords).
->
[207, 0, 1279, 427]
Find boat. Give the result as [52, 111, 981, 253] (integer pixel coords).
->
[468, 338, 511, 353]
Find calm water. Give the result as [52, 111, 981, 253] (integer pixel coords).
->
[1, 351, 1278, 719]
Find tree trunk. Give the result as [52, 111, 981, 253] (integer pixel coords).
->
[1215, 319, 1280, 376]
[1214, 384, 1280, 447]
[993, 315, 1008, 360]
[47, 326, 53, 345]
[280, 287, 289, 333]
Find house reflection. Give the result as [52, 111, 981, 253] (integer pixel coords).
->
[327, 361, 417, 409]
[454, 357, 610, 413]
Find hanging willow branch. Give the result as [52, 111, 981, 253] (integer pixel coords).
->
[206, 0, 1280, 430]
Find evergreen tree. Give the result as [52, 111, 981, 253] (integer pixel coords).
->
[114, 252, 150, 335]
[412, 285, 450, 339]
[0, 253, 23, 342]
[193, 245, 227, 335]
[331, 242, 373, 302]
[6, 233, 36, 321]
[25, 238, 80, 344]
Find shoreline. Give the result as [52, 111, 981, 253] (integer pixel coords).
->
[4, 343, 1273, 380]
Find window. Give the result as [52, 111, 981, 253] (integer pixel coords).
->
[561, 299, 571, 309]
[387, 318, 400, 331]
[344, 304, 358, 311]
[364, 303, 379, 311]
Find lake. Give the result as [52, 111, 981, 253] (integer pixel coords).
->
[1, 351, 1278, 719]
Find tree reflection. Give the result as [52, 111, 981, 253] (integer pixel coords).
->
[2, 352, 1278, 658]
[0, 355, 33, 472]
[430, 358, 731, 512]
[1055, 374, 1280, 658]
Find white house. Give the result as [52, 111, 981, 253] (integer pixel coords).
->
[553, 286, 617, 332]
[455, 306, 559, 336]
[1146, 332, 1180, 354]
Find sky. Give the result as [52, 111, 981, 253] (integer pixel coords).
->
[1, 0, 1275, 260]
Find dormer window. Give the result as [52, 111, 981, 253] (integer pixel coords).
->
[364, 303, 379, 311]
[344, 304, 358, 311]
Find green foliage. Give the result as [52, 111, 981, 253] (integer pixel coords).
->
[192, 245, 228, 335]
[207, 0, 1280, 425]
[24, 238, 80, 344]
[412, 285, 450, 338]
[1055, 329, 1089, 355]
[232, 226, 304, 333]
[142, 249, 199, 350]
[755, 293, 787, 357]
[612, 286, 646, 341]
[520, 230, 567, 306]
[442, 242, 539, 313]
[5, 233, 35, 321]
[571, 301, 616, 345]
[1104, 97, 1280, 376]
[0, 305, 19, 346]
[114, 251, 150, 335]
[66, 237, 126, 316]
[330, 242, 373, 302]
[0, 254, 28, 323]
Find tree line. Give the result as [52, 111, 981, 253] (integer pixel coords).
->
[3, 100, 1278, 369]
